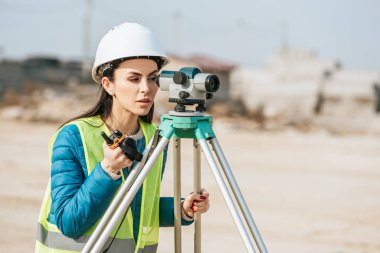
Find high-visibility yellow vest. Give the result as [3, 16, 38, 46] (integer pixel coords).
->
[35, 115, 163, 253]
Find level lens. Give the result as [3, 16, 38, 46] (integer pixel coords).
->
[205, 75, 220, 92]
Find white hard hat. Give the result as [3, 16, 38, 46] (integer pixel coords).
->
[92, 22, 169, 83]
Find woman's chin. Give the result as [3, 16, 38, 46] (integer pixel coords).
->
[133, 108, 151, 116]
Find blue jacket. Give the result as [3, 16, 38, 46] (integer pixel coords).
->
[48, 123, 192, 240]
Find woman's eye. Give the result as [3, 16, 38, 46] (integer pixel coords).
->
[129, 77, 140, 82]
[149, 76, 158, 81]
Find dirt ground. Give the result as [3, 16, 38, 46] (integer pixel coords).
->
[0, 119, 379, 253]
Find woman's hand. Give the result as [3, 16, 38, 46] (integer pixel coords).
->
[182, 189, 210, 219]
[101, 142, 133, 174]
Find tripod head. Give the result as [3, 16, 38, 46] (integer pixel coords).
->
[157, 67, 220, 113]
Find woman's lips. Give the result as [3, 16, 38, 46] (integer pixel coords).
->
[136, 98, 151, 105]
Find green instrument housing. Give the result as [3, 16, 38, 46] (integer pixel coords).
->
[159, 114, 215, 140]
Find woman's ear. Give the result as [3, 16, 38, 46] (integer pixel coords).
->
[101, 77, 115, 96]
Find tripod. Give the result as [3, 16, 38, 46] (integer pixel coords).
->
[81, 111, 268, 253]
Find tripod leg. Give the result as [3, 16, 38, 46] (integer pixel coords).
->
[83, 136, 171, 253]
[210, 138, 268, 253]
[198, 139, 257, 253]
[81, 137, 155, 253]
[174, 138, 182, 253]
[194, 140, 201, 253]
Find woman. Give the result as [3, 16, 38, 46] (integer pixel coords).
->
[36, 22, 210, 253]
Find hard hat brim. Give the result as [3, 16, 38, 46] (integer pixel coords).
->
[92, 55, 169, 84]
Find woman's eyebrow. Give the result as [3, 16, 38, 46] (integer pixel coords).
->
[127, 70, 158, 76]
[127, 71, 142, 76]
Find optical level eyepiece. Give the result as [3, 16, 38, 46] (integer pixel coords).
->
[205, 75, 219, 92]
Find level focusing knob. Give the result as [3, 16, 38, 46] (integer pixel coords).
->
[173, 71, 188, 84]
[179, 91, 190, 99]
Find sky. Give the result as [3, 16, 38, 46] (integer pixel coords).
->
[0, 0, 379, 70]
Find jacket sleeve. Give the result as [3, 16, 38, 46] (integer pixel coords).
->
[159, 197, 194, 226]
[159, 144, 194, 226]
[50, 124, 122, 239]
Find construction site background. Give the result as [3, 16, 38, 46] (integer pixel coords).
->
[1, 48, 380, 135]
[0, 49, 379, 252]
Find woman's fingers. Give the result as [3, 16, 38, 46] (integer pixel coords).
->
[186, 190, 210, 214]
[200, 189, 209, 198]
[192, 198, 210, 213]
[103, 141, 133, 171]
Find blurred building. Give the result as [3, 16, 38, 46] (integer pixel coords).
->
[0, 59, 24, 91]
[0, 56, 92, 101]
[231, 48, 380, 121]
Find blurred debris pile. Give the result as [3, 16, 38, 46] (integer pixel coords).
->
[0, 83, 98, 123]
[0, 55, 95, 122]
[230, 48, 380, 135]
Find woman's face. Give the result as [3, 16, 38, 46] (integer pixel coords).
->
[106, 59, 159, 117]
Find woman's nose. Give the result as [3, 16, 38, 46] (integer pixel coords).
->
[140, 78, 151, 93]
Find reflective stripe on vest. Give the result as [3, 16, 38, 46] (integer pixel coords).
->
[35, 115, 162, 253]
[36, 223, 135, 252]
